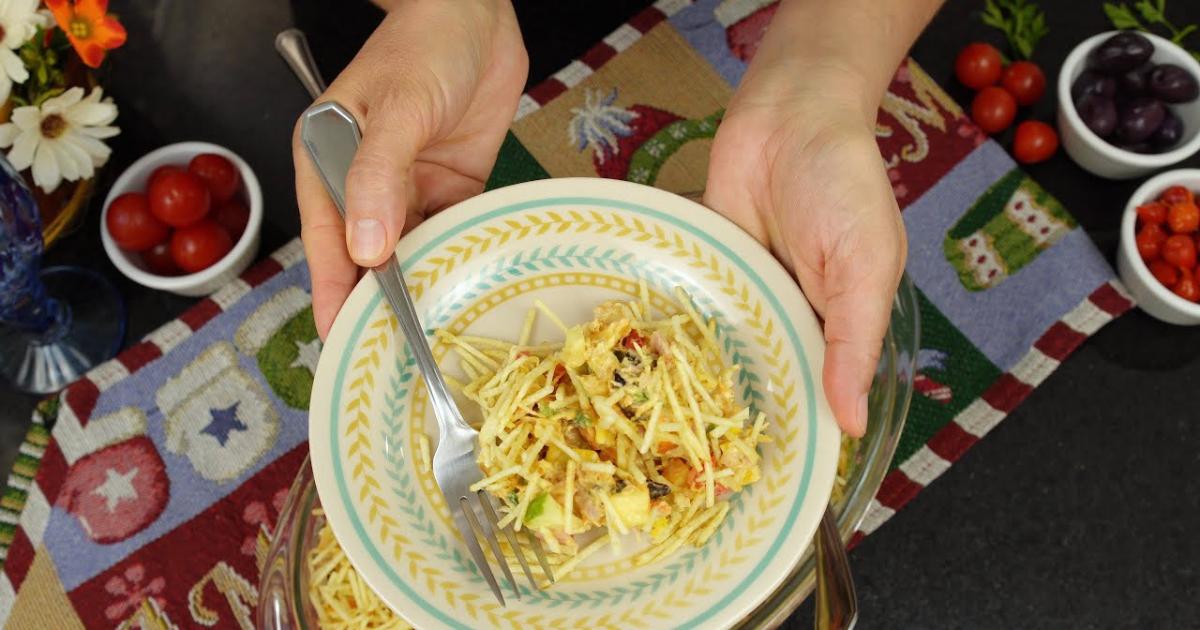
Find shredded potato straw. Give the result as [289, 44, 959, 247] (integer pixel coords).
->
[308, 511, 410, 629]
[440, 289, 776, 580]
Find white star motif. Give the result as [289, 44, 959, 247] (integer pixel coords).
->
[92, 467, 139, 513]
[290, 337, 322, 372]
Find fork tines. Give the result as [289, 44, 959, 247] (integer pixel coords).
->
[457, 491, 556, 605]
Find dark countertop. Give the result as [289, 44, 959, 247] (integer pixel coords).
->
[2, 0, 1198, 626]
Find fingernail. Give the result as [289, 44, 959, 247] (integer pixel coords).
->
[855, 392, 869, 436]
[350, 219, 385, 262]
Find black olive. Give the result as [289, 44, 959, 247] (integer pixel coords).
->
[614, 478, 627, 493]
[1087, 31, 1154, 75]
[1116, 97, 1166, 144]
[1151, 109, 1185, 150]
[648, 481, 671, 499]
[1075, 94, 1118, 138]
[615, 349, 641, 366]
[1072, 69, 1118, 101]
[1149, 64, 1200, 103]
[613, 372, 626, 385]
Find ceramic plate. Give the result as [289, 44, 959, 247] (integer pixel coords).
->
[309, 178, 839, 629]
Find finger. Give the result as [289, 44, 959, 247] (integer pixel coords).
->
[342, 96, 432, 268]
[818, 215, 906, 437]
[294, 123, 358, 340]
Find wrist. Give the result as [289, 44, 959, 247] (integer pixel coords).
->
[734, 57, 879, 130]
[739, 0, 942, 125]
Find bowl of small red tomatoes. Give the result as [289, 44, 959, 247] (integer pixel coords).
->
[1118, 169, 1200, 325]
[101, 142, 262, 296]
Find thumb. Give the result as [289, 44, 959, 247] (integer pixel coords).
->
[343, 104, 430, 268]
[817, 223, 905, 438]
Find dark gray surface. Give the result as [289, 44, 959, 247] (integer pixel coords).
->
[1, 0, 1198, 627]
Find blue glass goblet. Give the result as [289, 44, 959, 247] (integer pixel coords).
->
[0, 155, 124, 394]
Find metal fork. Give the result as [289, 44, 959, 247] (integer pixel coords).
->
[298, 99, 554, 605]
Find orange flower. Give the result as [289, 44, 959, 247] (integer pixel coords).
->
[44, 0, 127, 68]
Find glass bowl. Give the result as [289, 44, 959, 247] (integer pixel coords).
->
[257, 275, 920, 629]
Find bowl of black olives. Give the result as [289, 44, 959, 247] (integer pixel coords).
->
[1058, 30, 1200, 179]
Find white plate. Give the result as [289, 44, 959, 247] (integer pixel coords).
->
[309, 178, 839, 629]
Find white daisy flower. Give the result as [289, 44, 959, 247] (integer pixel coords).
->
[0, 86, 119, 193]
[0, 0, 47, 104]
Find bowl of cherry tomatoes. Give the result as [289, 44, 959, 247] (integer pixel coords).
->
[1117, 169, 1200, 325]
[101, 142, 262, 296]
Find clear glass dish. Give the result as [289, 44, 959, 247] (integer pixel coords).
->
[258, 275, 920, 629]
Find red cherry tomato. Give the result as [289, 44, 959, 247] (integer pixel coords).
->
[1160, 185, 1194, 207]
[188, 153, 240, 203]
[105, 192, 168, 252]
[149, 168, 211, 228]
[1148, 259, 1180, 287]
[1000, 61, 1046, 106]
[1162, 234, 1197, 270]
[971, 86, 1017, 134]
[148, 165, 184, 190]
[1012, 121, 1058, 164]
[955, 42, 1004, 89]
[1136, 222, 1167, 261]
[1167, 201, 1200, 234]
[212, 199, 249, 240]
[170, 219, 232, 273]
[1136, 202, 1169, 225]
[1172, 267, 1199, 302]
[141, 241, 181, 276]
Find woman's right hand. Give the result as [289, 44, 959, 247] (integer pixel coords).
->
[294, 0, 527, 339]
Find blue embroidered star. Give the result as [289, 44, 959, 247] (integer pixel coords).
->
[201, 402, 247, 446]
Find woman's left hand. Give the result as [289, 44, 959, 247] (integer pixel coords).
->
[705, 64, 906, 438]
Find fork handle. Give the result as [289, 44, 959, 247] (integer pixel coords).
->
[300, 102, 470, 435]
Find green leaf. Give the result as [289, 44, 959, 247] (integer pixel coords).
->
[1174, 23, 1197, 43]
[981, 0, 1007, 28]
[979, 0, 1048, 59]
[1135, 0, 1164, 23]
[1104, 2, 1144, 29]
[572, 411, 591, 428]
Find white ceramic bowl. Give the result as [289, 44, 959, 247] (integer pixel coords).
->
[1116, 169, 1200, 324]
[100, 142, 262, 297]
[1057, 31, 1200, 180]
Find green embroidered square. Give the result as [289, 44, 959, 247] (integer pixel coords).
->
[891, 287, 1002, 467]
[484, 131, 550, 190]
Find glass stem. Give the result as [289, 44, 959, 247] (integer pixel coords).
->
[1, 274, 71, 342]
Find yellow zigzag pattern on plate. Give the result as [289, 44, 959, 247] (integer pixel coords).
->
[342, 208, 802, 628]
[343, 313, 414, 562]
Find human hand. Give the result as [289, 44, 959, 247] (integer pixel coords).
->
[294, 0, 527, 339]
[705, 65, 906, 438]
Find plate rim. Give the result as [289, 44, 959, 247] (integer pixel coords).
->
[309, 177, 840, 629]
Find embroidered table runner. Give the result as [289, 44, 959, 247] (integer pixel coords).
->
[0, 1, 1132, 627]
